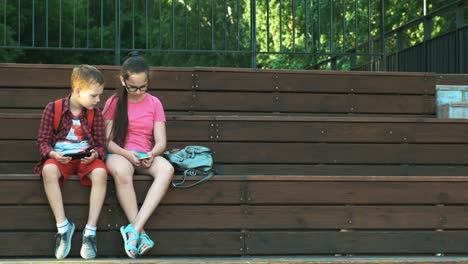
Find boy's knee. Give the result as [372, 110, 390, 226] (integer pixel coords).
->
[89, 168, 108, 185]
[42, 164, 61, 182]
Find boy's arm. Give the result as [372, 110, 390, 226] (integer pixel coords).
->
[91, 108, 106, 159]
[37, 102, 55, 158]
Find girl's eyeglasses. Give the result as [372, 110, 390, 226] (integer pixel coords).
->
[124, 81, 149, 92]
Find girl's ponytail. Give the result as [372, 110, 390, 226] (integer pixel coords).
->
[108, 51, 150, 148]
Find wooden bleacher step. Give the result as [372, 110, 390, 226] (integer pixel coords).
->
[2, 256, 468, 264]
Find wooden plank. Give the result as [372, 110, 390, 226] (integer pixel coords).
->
[204, 143, 468, 164]
[0, 179, 242, 205]
[1, 257, 468, 264]
[276, 72, 436, 94]
[437, 74, 468, 85]
[0, 231, 241, 256]
[192, 92, 435, 114]
[0, 205, 113, 230]
[0, 162, 35, 173]
[215, 121, 468, 143]
[216, 164, 468, 176]
[4, 141, 468, 164]
[246, 181, 468, 204]
[195, 71, 437, 94]
[5, 118, 468, 143]
[5, 116, 468, 143]
[245, 231, 468, 254]
[277, 94, 435, 114]
[241, 206, 468, 229]
[138, 205, 468, 229]
[3, 89, 434, 114]
[0, 89, 192, 111]
[196, 72, 274, 91]
[0, 65, 193, 90]
[141, 180, 242, 205]
[2, 258, 468, 264]
[0, 180, 91, 204]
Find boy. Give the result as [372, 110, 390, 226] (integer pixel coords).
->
[35, 65, 108, 259]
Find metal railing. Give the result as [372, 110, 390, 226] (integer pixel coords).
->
[0, 0, 466, 72]
[0, 0, 386, 69]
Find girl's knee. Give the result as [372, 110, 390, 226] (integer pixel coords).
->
[110, 168, 133, 185]
[151, 158, 174, 180]
[162, 161, 175, 176]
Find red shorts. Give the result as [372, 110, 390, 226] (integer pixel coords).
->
[42, 158, 107, 186]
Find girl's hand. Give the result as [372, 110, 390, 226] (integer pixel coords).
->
[50, 151, 72, 164]
[141, 152, 154, 168]
[81, 149, 98, 164]
[125, 150, 142, 167]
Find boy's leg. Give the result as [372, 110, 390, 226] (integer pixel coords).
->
[42, 162, 76, 259]
[79, 161, 107, 259]
[106, 154, 139, 256]
[85, 167, 107, 227]
[42, 164, 66, 223]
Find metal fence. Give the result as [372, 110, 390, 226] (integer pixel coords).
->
[0, 0, 466, 72]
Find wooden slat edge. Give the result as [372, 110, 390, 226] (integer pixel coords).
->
[0, 63, 440, 77]
[0, 112, 465, 124]
[2, 174, 468, 182]
[1, 256, 468, 264]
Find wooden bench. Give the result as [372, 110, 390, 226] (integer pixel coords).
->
[0, 64, 436, 116]
[1, 64, 468, 258]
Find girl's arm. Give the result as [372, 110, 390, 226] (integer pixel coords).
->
[105, 119, 140, 164]
[150, 122, 167, 157]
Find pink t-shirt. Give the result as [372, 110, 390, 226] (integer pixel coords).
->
[103, 94, 166, 152]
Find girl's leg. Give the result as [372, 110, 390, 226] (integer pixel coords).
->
[133, 156, 174, 233]
[106, 154, 137, 222]
[42, 164, 66, 224]
[106, 154, 138, 256]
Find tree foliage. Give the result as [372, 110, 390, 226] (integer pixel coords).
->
[0, 0, 464, 70]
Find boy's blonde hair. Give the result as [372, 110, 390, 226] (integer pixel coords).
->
[71, 64, 105, 92]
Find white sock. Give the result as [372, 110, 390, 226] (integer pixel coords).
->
[57, 219, 70, 234]
[84, 225, 97, 237]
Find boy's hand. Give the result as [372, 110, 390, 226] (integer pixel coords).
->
[50, 151, 72, 164]
[81, 149, 98, 164]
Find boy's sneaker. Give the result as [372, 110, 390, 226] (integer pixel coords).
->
[55, 221, 75, 259]
[80, 232, 97, 259]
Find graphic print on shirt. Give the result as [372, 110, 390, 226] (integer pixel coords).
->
[54, 118, 91, 154]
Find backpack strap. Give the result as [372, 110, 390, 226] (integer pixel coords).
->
[171, 169, 214, 188]
[53, 99, 63, 131]
[87, 108, 95, 131]
[53, 99, 94, 131]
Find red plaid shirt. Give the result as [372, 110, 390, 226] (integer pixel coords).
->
[34, 96, 107, 174]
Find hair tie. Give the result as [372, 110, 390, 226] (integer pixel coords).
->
[128, 51, 141, 58]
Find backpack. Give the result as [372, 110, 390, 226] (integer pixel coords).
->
[53, 99, 94, 131]
[163, 146, 214, 188]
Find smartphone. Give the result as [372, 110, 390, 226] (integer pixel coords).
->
[138, 152, 151, 160]
[64, 151, 92, 160]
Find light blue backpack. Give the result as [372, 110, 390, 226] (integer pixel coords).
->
[163, 146, 214, 188]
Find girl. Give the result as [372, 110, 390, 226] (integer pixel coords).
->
[103, 52, 174, 258]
